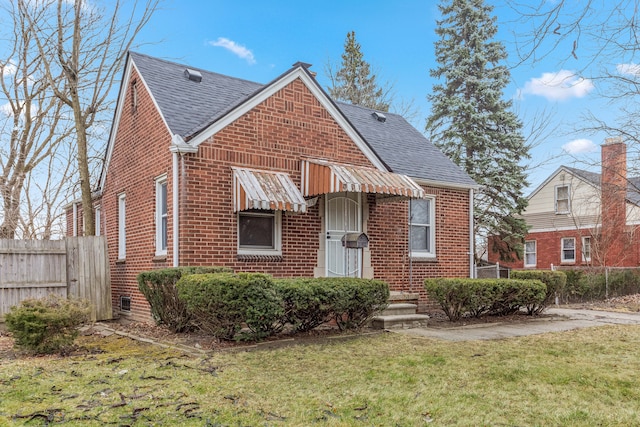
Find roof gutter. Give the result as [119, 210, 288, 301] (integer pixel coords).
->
[169, 134, 198, 267]
[413, 177, 479, 191]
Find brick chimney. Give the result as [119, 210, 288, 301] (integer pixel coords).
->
[601, 137, 627, 266]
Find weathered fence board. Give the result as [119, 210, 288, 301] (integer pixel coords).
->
[66, 237, 112, 321]
[0, 237, 111, 322]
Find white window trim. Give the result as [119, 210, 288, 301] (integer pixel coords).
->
[582, 236, 592, 262]
[155, 175, 168, 256]
[555, 184, 571, 214]
[561, 237, 575, 263]
[524, 240, 537, 267]
[118, 193, 126, 259]
[237, 210, 282, 256]
[410, 196, 436, 259]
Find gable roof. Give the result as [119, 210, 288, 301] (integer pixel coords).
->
[103, 52, 476, 190]
[528, 165, 640, 206]
[130, 51, 263, 138]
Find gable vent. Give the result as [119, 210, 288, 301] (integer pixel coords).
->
[184, 68, 202, 83]
[372, 111, 386, 122]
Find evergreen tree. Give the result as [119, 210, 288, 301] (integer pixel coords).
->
[426, 0, 530, 262]
[328, 31, 390, 112]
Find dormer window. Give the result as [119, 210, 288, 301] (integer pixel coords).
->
[555, 184, 570, 214]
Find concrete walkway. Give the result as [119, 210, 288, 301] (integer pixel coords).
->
[394, 308, 640, 341]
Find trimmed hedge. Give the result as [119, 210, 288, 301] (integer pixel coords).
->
[177, 272, 283, 341]
[137, 266, 232, 333]
[273, 278, 336, 332]
[5, 295, 90, 354]
[511, 270, 567, 314]
[424, 278, 546, 321]
[327, 278, 389, 330]
[561, 269, 640, 302]
[176, 274, 390, 340]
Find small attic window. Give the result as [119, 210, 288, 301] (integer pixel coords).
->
[184, 68, 202, 83]
[372, 111, 386, 122]
[131, 79, 138, 112]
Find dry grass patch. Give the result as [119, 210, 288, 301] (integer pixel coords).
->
[1, 325, 640, 425]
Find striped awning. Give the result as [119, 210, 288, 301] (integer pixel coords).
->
[232, 167, 307, 213]
[301, 159, 425, 199]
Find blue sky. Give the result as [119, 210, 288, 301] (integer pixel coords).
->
[134, 0, 624, 192]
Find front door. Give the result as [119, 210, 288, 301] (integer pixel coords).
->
[326, 192, 362, 277]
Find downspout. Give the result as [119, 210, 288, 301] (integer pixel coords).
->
[170, 134, 199, 268]
[172, 151, 179, 267]
[408, 199, 413, 292]
[72, 202, 78, 237]
[469, 188, 474, 278]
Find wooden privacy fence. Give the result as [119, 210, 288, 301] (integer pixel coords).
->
[0, 237, 112, 322]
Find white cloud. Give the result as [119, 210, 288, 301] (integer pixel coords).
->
[519, 70, 594, 101]
[1, 60, 17, 79]
[0, 102, 12, 117]
[617, 63, 640, 76]
[209, 37, 256, 65]
[562, 138, 598, 154]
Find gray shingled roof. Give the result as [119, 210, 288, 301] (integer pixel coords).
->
[129, 51, 476, 188]
[563, 166, 640, 206]
[336, 102, 476, 187]
[130, 52, 263, 138]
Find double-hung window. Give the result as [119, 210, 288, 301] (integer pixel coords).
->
[238, 209, 281, 255]
[582, 236, 592, 262]
[410, 198, 435, 258]
[118, 193, 126, 259]
[524, 240, 536, 267]
[155, 176, 168, 256]
[561, 237, 575, 263]
[555, 185, 570, 214]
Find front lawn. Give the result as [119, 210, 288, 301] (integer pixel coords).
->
[1, 325, 639, 425]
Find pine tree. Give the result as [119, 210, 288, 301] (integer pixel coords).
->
[426, 0, 530, 262]
[328, 31, 390, 112]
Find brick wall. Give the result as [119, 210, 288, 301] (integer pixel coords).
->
[492, 227, 640, 270]
[85, 71, 472, 321]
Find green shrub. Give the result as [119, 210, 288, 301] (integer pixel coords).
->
[137, 266, 232, 333]
[5, 295, 90, 354]
[488, 279, 547, 316]
[511, 270, 567, 314]
[177, 272, 283, 341]
[562, 269, 588, 302]
[425, 278, 546, 321]
[327, 278, 389, 330]
[424, 278, 475, 321]
[274, 278, 336, 332]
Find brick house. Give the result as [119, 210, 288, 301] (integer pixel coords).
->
[489, 137, 640, 270]
[68, 52, 477, 321]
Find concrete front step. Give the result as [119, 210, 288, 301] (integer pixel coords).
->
[371, 314, 430, 330]
[381, 303, 418, 316]
[389, 292, 420, 304]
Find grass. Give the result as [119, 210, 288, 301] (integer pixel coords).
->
[1, 325, 640, 426]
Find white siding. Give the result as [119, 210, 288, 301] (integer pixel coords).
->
[526, 171, 600, 231]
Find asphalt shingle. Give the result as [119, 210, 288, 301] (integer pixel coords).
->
[129, 51, 476, 188]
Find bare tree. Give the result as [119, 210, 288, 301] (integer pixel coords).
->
[20, 0, 159, 236]
[0, 2, 72, 239]
[20, 137, 77, 239]
[506, 1, 640, 166]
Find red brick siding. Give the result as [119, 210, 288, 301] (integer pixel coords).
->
[490, 228, 640, 270]
[81, 73, 472, 320]
[368, 187, 471, 311]
[98, 68, 173, 322]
